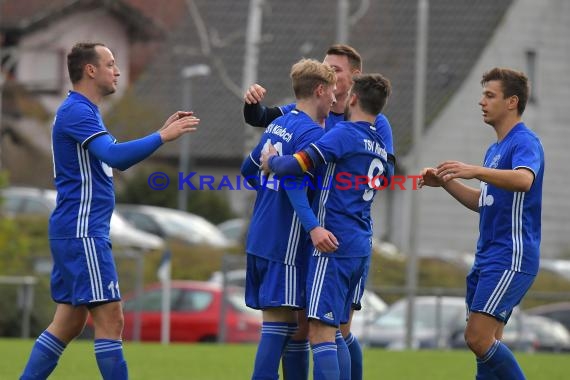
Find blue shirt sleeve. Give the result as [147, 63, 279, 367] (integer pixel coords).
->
[59, 101, 107, 147]
[511, 134, 543, 179]
[375, 113, 394, 155]
[283, 178, 320, 232]
[87, 132, 163, 171]
[311, 124, 354, 163]
[240, 148, 262, 188]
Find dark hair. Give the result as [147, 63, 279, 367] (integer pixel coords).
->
[326, 44, 362, 72]
[67, 42, 106, 84]
[351, 73, 392, 115]
[481, 67, 530, 115]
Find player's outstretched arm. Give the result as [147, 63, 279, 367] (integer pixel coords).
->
[419, 166, 480, 212]
[438, 161, 534, 193]
[260, 144, 324, 177]
[87, 113, 199, 171]
[283, 181, 338, 253]
[158, 114, 200, 142]
[244, 84, 267, 104]
[243, 83, 285, 128]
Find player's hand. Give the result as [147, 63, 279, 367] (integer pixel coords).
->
[244, 84, 267, 104]
[260, 143, 278, 175]
[310, 226, 339, 253]
[160, 111, 194, 131]
[418, 167, 443, 188]
[159, 115, 200, 142]
[436, 161, 479, 182]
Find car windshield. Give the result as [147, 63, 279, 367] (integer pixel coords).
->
[123, 288, 183, 312]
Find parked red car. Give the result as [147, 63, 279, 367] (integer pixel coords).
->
[86, 281, 261, 343]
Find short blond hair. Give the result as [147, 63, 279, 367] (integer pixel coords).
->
[290, 58, 336, 99]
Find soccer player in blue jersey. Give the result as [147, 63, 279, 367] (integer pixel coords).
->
[244, 44, 393, 380]
[19, 42, 200, 380]
[419, 67, 544, 380]
[261, 73, 393, 380]
[244, 44, 395, 156]
[242, 58, 339, 380]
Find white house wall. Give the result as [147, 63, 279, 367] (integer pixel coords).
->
[411, 0, 570, 258]
[16, 9, 130, 115]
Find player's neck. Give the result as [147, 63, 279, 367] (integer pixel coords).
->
[295, 99, 320, 123]
[348, 106, 375, 124]
[494, 114, 521, 141]
[73, 83, 103, 105]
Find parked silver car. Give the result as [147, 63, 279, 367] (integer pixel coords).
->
[116, 204, 230, 248]
[366, 296, 466, 349]
[0, 186, 164, 250]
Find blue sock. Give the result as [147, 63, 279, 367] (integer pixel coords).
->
[479, 340, 525, 380]
[20, 330, 66, 379]
[345, 333, 363, 380]
[282, 339, 310, 380]
[476, 357, 499, 380]
[336, 331, 351, 380]
[252, 322, 295, 380]
[94, 339, 128, 380]
[312, 342, 339, 380]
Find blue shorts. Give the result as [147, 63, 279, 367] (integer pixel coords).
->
[245, 254, 305, 310]
[306, 254, 368, 327]
[351, 255, 371, 310]
[466, 268, 535, 323]
[50, 237, 121, 306]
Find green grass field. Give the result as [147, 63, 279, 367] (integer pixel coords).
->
[3, 339, 569, 379]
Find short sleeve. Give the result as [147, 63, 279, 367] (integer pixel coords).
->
[375, 114, 394, 155]
[59, 101, 108, 148]
[310, 122, 354, 163]
[511, 134, 543, 177]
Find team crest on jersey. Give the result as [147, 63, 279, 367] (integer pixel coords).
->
[488, 154, 501, 169]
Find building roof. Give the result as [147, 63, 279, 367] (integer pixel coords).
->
[108, 0, 513, 166]
[0, 0, 163, 40]
[2, 0, 514, 166]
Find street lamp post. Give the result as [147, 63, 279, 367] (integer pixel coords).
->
[177, 64, 210, 211]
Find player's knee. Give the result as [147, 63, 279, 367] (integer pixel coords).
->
[91, 304, 125, 338]
[339, 323, 350, 338]
[94, 316, 124, 338]
[464, 329, 491, 357]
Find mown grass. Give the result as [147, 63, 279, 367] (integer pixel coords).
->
[3, 339, 570, 379]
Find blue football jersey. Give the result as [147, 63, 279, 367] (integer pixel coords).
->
[246, 110, 325, 265]
[475, 123, 544, 275]
[374, 113, 394, 155]
[280, 102, 394, 153]
[310, 121, 389, 258]
[50, 91, 115, 239]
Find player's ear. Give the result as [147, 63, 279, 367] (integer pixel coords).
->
[85, 63, 97, 79]
[507, 95, 519, 111]
[349, 92, 358, 106]
[315, 83, 324, 97]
